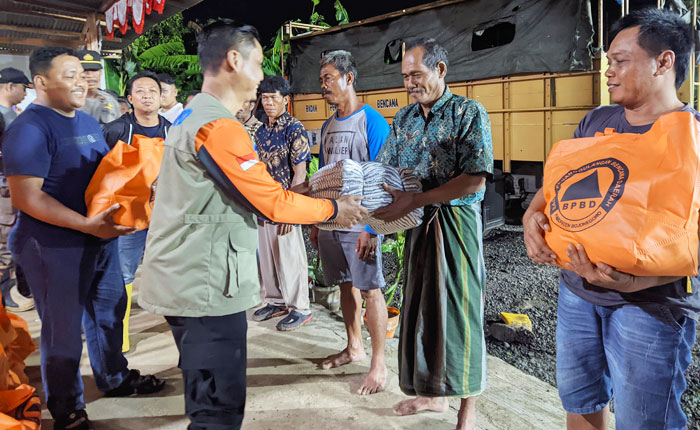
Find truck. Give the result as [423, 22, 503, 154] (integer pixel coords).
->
[284, 0, 698, 229]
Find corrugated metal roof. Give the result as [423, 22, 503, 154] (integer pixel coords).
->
[0, 0, 204, 55]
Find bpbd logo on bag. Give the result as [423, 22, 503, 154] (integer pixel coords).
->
[549, 158, 629, 232]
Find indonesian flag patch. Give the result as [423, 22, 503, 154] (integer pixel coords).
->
[237, 153, 260, 171]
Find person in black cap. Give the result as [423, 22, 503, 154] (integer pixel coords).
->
[0, 67, 34, 314]
[0, 67, 31, 130]
[76, 50, 120, 125]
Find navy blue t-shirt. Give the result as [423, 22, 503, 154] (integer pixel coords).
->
[3, 104, 110, 247]
[560, 104, 700, 319]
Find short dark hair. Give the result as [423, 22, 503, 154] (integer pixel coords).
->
[156, 73, 176, 86]
[128, 71, 161, 95]
[404, 38, 449, 69]
[259, 75, 290, 97]
[117, 96, 129, 104]
[609, 8, 694, 89]
[29, 47, 76, 78]
[197, 19, 261, 74]
[320, 50, 358, 89]
[188, 89, 200, 98]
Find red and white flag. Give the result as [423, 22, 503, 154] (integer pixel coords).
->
[237, 153, 260, 172]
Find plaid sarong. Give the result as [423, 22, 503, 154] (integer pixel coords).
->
[398, 202, 487, 397]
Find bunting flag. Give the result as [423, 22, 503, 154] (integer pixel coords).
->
[104, 0, 167, 40]
[131, 0, 145, 34]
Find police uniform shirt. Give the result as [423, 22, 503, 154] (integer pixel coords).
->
[79, 89, 120, 125]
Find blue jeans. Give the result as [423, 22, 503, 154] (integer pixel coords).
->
[12, 236, 129, 418]
[118, 229, 147, 284]
[556, 283, 696, 429]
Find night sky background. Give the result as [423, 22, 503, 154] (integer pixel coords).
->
[182, 0, 435, 46]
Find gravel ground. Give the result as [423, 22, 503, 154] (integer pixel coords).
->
[304, 225, 700, 427]
[483, 226, 700, 429]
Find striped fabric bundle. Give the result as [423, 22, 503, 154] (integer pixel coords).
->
[309, 160, 423, 234]
[366, 165, 423, 235]
[310, 159, 366, 230]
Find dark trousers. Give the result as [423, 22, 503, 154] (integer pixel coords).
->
[14, 237, 129, 417]
[166, 312, 247, 430]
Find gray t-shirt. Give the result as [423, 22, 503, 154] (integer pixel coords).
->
[0, 105, 17, 130]
[320, 104, 390, 233]
[560, 104, 700, 319]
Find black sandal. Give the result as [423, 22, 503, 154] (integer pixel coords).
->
[105, 369, 166, 397]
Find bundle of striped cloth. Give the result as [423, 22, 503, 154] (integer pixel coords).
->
[309, 160, 423, 234]
[363, 162, 423, 234]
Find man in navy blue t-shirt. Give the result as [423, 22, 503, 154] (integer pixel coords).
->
[524, 9, 699, 430]
[3, 47, 165, 430]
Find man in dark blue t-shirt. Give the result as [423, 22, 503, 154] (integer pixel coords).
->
[524, 9, 698, 430]
[3, 47, 165, 430]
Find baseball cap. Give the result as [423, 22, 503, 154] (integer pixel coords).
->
[0, 68, 31, 86]
[76, 50, 103, 71]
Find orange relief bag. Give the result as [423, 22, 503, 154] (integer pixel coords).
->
[543, 111, 700, 276]
[85, 135, 165, 230]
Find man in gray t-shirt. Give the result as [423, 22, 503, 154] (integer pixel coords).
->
[312, 50, 391, 396]
[524, 9, 699, 429]
[0, 68, 30, 130]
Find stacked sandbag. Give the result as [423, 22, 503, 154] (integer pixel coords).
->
[309, 159, 365, 230]
[362, 162, 423, 234]
[309, 160, 423, 234]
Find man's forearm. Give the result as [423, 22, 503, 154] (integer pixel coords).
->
[630, 275, 684, 291]
[13, 191, 87, 233]
[291, 162, 307, 187]
[413, 173, 486, 208]
[524, 188, 546, 218]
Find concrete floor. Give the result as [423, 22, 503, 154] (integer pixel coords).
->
[20, 285, 615, 430]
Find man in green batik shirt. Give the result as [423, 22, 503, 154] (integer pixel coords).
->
[374, 38, 493, 430]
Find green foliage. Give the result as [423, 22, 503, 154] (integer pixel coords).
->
[107, 2, 351, 95]
[106, 13, 202, 101]
[142, 13, 186, 47]
[309, 0, 328, 26]
[334, 0, 350, 25]
[138, 42, 201, 76]
[263, 0, 349, 76]
[306, 156, 320, 181]
[381, 231, 405, 307]
[308, 257, 325, 286]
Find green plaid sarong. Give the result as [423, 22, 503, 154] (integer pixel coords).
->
[398, 203, 487, 397]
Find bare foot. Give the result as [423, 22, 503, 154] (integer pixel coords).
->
[456, 397, 477, 430]
[320, 347, 366, 370]
[357, 364, 386, 395]
[393, 396, 449, 416]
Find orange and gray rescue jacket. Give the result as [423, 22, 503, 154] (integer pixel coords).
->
[138, 93, 337, 317]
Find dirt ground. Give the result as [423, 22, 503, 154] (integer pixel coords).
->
[20, 289, 602, 429]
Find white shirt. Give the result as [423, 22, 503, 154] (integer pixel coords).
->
[159, 102, 184, 123]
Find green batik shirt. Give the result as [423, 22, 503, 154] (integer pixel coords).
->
[376, 86, 494, 206]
